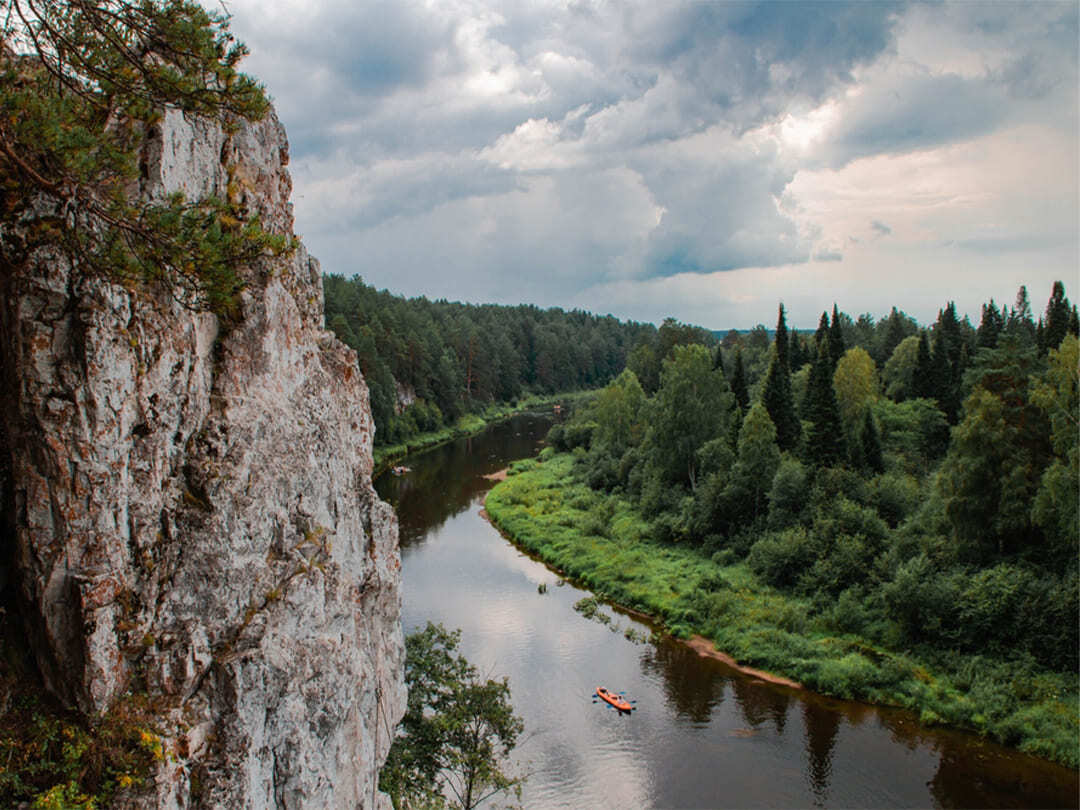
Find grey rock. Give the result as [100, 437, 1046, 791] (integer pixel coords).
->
[0, 106, 404, 808]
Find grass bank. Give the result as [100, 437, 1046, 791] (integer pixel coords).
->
[485, 452, 1080, 769]
[372, 391, 594, 474]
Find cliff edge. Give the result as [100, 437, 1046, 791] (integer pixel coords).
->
[0, 105, 404, 808]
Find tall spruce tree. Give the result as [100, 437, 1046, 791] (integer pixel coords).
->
[913, 331, 935, 400]
[802, 342, 845, 466]
[1040, 280, 1072, 354]
[828, 304, 846, 368]
[977, 299, 1004, 349]
[879, 307, 911, 364]
[1005, 285, 1037, 345]
[860, 408, 885, 473]
[762, 304, 801, 451]
[731, 347, 750, 412]
[814, 311, 829, 349]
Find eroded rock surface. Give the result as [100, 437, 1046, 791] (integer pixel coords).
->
[0, 106, 404, 808]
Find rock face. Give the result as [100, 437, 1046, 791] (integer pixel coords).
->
[0, 106, 404, 808]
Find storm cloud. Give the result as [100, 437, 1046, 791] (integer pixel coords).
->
[219, 0, 1078, 327]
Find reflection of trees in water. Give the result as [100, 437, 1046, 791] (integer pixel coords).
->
[802, 701, 840, 807]
[376, 414, 552, 544]
[729, 677, 791, 735]
[926, 734, 1080, 809]
[640, 640, 727, 723]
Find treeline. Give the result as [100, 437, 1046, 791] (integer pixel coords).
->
[551, 281, 1079, 673]
[322, 275, 655, 445]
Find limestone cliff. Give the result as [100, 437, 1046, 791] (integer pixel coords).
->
[0, 106, 404, 808]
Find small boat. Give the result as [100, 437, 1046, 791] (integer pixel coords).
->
[596, 686, 633, 713]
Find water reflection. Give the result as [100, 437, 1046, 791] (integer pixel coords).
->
[386, 413, 1080, 810]
[802, 701, 840, 806]
[641, 639, 727, 724]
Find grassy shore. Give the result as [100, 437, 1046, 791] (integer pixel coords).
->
[372, 391, 594, 474]
[485, 452, 1080, 769]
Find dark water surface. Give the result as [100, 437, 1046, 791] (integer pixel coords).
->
[376, 412, 1079, 809]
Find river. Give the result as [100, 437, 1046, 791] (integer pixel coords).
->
[375, 411, 1079, 809]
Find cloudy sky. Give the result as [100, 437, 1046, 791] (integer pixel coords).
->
[216, 0, 1077, 329]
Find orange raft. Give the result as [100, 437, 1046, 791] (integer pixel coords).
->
[596, 686, 633, 712]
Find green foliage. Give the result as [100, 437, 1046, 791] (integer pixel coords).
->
[882, 335, 921, 401]
[486, 452, 1080, 767]
[872, 397, 949, 468]
[509, 285, 1078, 766]
[722, 403, 781, 528]
[939, 335, 1053, 559]
[761, 305, 801, 451]
[1030, 335, 1079, 556]
[801, 342, 845, 466]
[1, 0, 290, 315]
[381, 623, 524, 810]
[0, 681, 158, 809]
[766, 455, 808, 529]
[324, 274, 654, 445]
[833, 347, 879, 440]
[642, 344, 735, 491]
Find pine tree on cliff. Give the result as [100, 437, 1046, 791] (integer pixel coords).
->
[0, 0, 290, 315]
[762, 304, 801, 451]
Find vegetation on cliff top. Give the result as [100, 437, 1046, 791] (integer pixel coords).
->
[0, 2, 278, 806]
[0, 0, 292, 316]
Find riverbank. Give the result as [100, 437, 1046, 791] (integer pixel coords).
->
[484, 452, 1080, 769]
[373, 391, 593, 474]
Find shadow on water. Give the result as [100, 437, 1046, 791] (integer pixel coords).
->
[384, 411, 1080, 810]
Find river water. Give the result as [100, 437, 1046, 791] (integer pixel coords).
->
[375, 412, 1079, 809]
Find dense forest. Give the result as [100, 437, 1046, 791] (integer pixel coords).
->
[481, 281, 1078, 767]
[323, 274, 656, 445]
[549, 282, 1078, 672]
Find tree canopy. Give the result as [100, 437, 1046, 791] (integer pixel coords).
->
[380, 623, 524, 810]
[1, 0, 290, 314]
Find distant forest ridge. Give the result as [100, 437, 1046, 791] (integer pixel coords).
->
[322, 274, 656, 445]
[324, 275, 1077, 448]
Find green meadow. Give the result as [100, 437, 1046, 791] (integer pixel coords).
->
[485, 452, 1079, 769]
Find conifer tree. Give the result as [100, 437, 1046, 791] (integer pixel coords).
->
[1040, 280, 1072, 353]
[789, 330, 809, 370]
[762, 304, 801, 451]
[913, 332, 935, 400]
[828, 303, 846, 368]
[879, 306, 911, 364]
[860, 408, 884, 473]
[977, 299, 1004, 349]
[1005, 285, 1037, 345]
[725, 402, 782, 524]
[731, 347, 750, 412]
[0, 0, 289, 314]
[813, 311, 829, 350]
[802, 342, 845, 467]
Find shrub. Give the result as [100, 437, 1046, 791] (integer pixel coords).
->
[747, 527, 814, 588]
